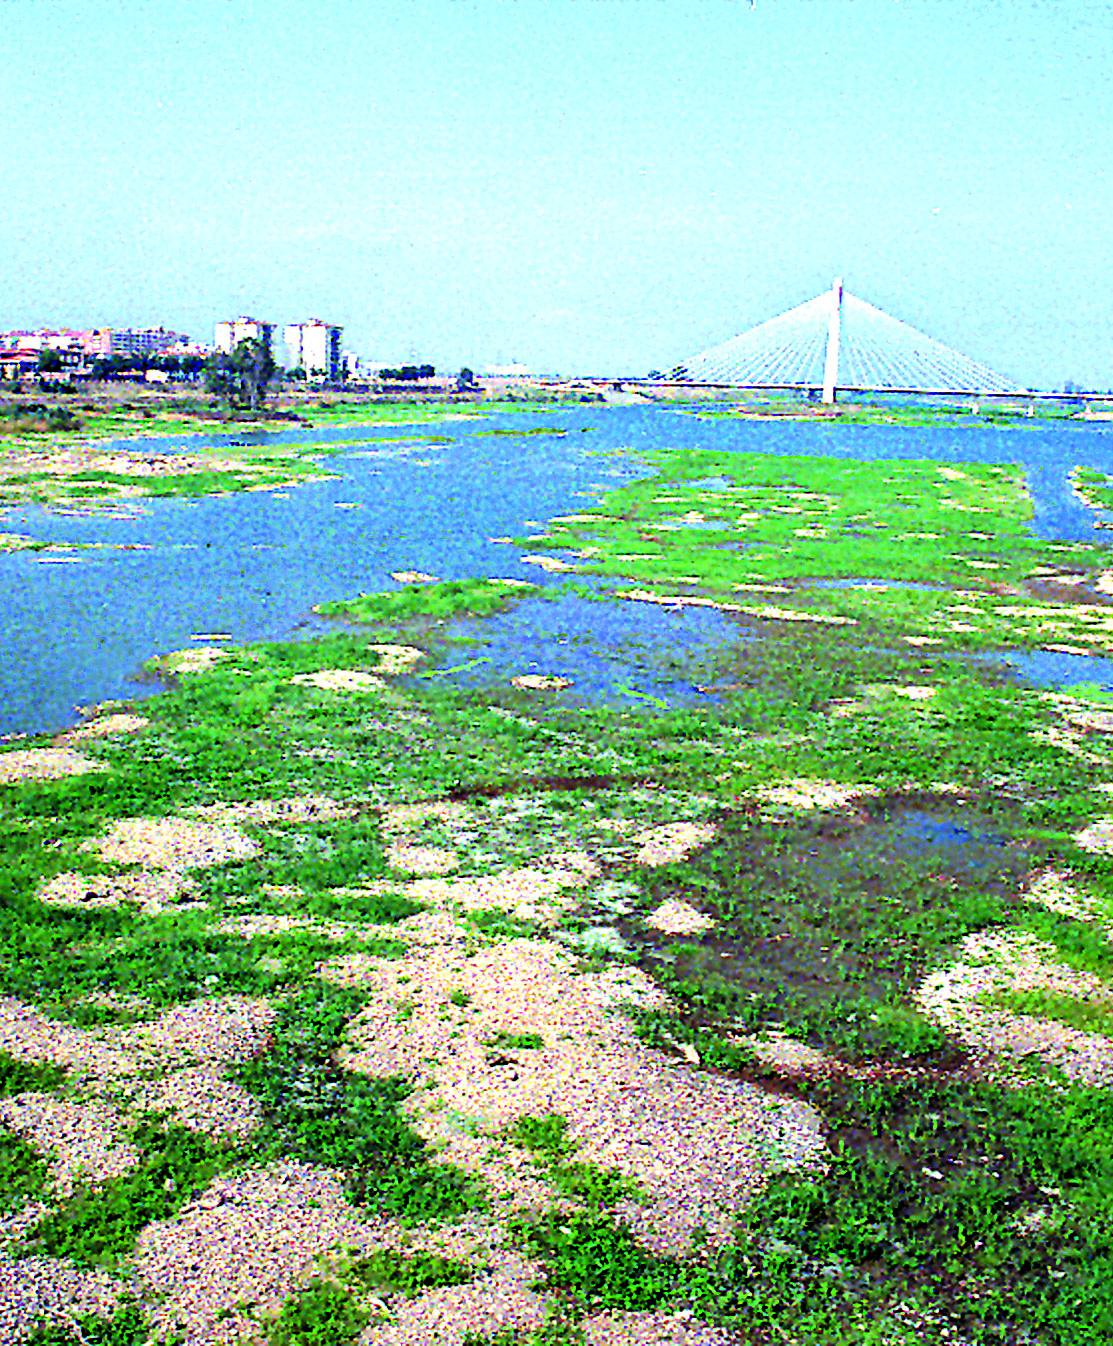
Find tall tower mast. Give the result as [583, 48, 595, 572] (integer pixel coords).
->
[821, 277, 843, 404]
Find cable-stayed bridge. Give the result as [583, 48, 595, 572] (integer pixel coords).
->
[672, 279, 1026, 402]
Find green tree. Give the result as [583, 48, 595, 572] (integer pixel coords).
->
[36, 348, 63, 373]
[204, 339, 275, 412]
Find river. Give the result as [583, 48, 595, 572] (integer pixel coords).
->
[1, 404, 1110, 738]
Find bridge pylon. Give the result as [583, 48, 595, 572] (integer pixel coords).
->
[673, 281, 1022, 396]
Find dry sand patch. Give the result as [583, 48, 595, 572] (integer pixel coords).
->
[1074, 818, 1113, 855]
[336, 938, 824, 1255]
[0, 1094, 139, 1196]
[646, 899, 715, 935]
[54, 712, 149, 744]
[155, 646, 229, 675]
[368, 644, 426, 676]
[0, 1251, 119, 1344]
[915, 929, 1113, 1085]
[1024, 870, 1109, 927]
[757, 779, 878, 811]
[291, 669, 385, 693]
[0, 747, 107, 786]
[520, 554, 577, 573]
[633, 821, 716, 868]
[386, 843, 459, 876]
[191, 794, 356, 825]
[381, 800, 472, 836]
[90, 816, 260, 872]
[511, 674, 573, 691]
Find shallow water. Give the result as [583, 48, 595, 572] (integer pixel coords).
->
[0, 420, 643, 736]
[2, 404, 1111, 737]
[986, 648, 1113, 695]
[414, 589, 746, 708]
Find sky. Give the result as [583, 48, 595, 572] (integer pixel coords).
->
[2, 0, 1111, 387]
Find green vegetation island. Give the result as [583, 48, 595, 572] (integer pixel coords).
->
[0, 390, 1111, 1346]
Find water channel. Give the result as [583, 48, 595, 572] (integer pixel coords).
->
[1, 404, 1111, 738]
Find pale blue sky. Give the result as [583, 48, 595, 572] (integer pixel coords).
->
[3, 0, 1111, 386]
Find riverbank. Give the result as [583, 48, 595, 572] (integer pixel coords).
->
[3, 386, 1107, 521]
[0, 392, 496, 515]
[0, 427, 1111, 1344]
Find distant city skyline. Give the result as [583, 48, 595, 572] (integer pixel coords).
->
[3, 0, 1111, 387]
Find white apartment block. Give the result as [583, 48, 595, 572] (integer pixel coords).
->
[284, 320, 343, 380]
[214, 317, 276, 357]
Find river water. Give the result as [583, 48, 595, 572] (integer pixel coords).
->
[1, 404, 1110, 738]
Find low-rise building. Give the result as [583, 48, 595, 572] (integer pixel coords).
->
[0, 348, 41, 379]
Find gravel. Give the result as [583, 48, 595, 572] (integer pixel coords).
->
[0, 1251, 120, 1342]
[406, 849, 600, 925]
[632, 822, 717, 868]
[915, 928, 1113, 1085]
[89, 816, 261, 872]
[335, 936, 825, 1255]
[0, 1094, 139, 1195]
[37, 868, 196, 913]
[0, 747, 107, 786]
[581, 1309, 740, 1345]
[134, 1162, 388, 1346]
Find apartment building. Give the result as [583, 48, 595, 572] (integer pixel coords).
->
[284, 319, 343, 380]
[214, 317, 276, 358]
[1, 327, 188, 359]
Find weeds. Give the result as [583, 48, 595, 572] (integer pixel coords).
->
[21, 1122, 232, 1267]
[26, 1300, 148, 1346]
[238, 984, 483, 1222]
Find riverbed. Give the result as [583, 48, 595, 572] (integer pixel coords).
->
[1, 403, 1110, 737]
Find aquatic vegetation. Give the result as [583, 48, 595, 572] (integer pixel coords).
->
[0, 415, 1111, 1342]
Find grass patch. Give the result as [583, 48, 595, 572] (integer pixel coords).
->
[0, 1127, 50, 1213]
[0, 1051, 67, 1096]
[238, 983, 483, 1223]
[512, 1210, 676, 1311]
[315, 577, 534, 624]
[351, 1247, 477, 1295]
[989, 987, 1113, 1037]
[268, 1278, 371, 1346]
[505, 1113, 642, 1206]
[21, 1121, 232, 1268]
[26, 1300, 149, 1346]
[723, 1076, 1113, 1344]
